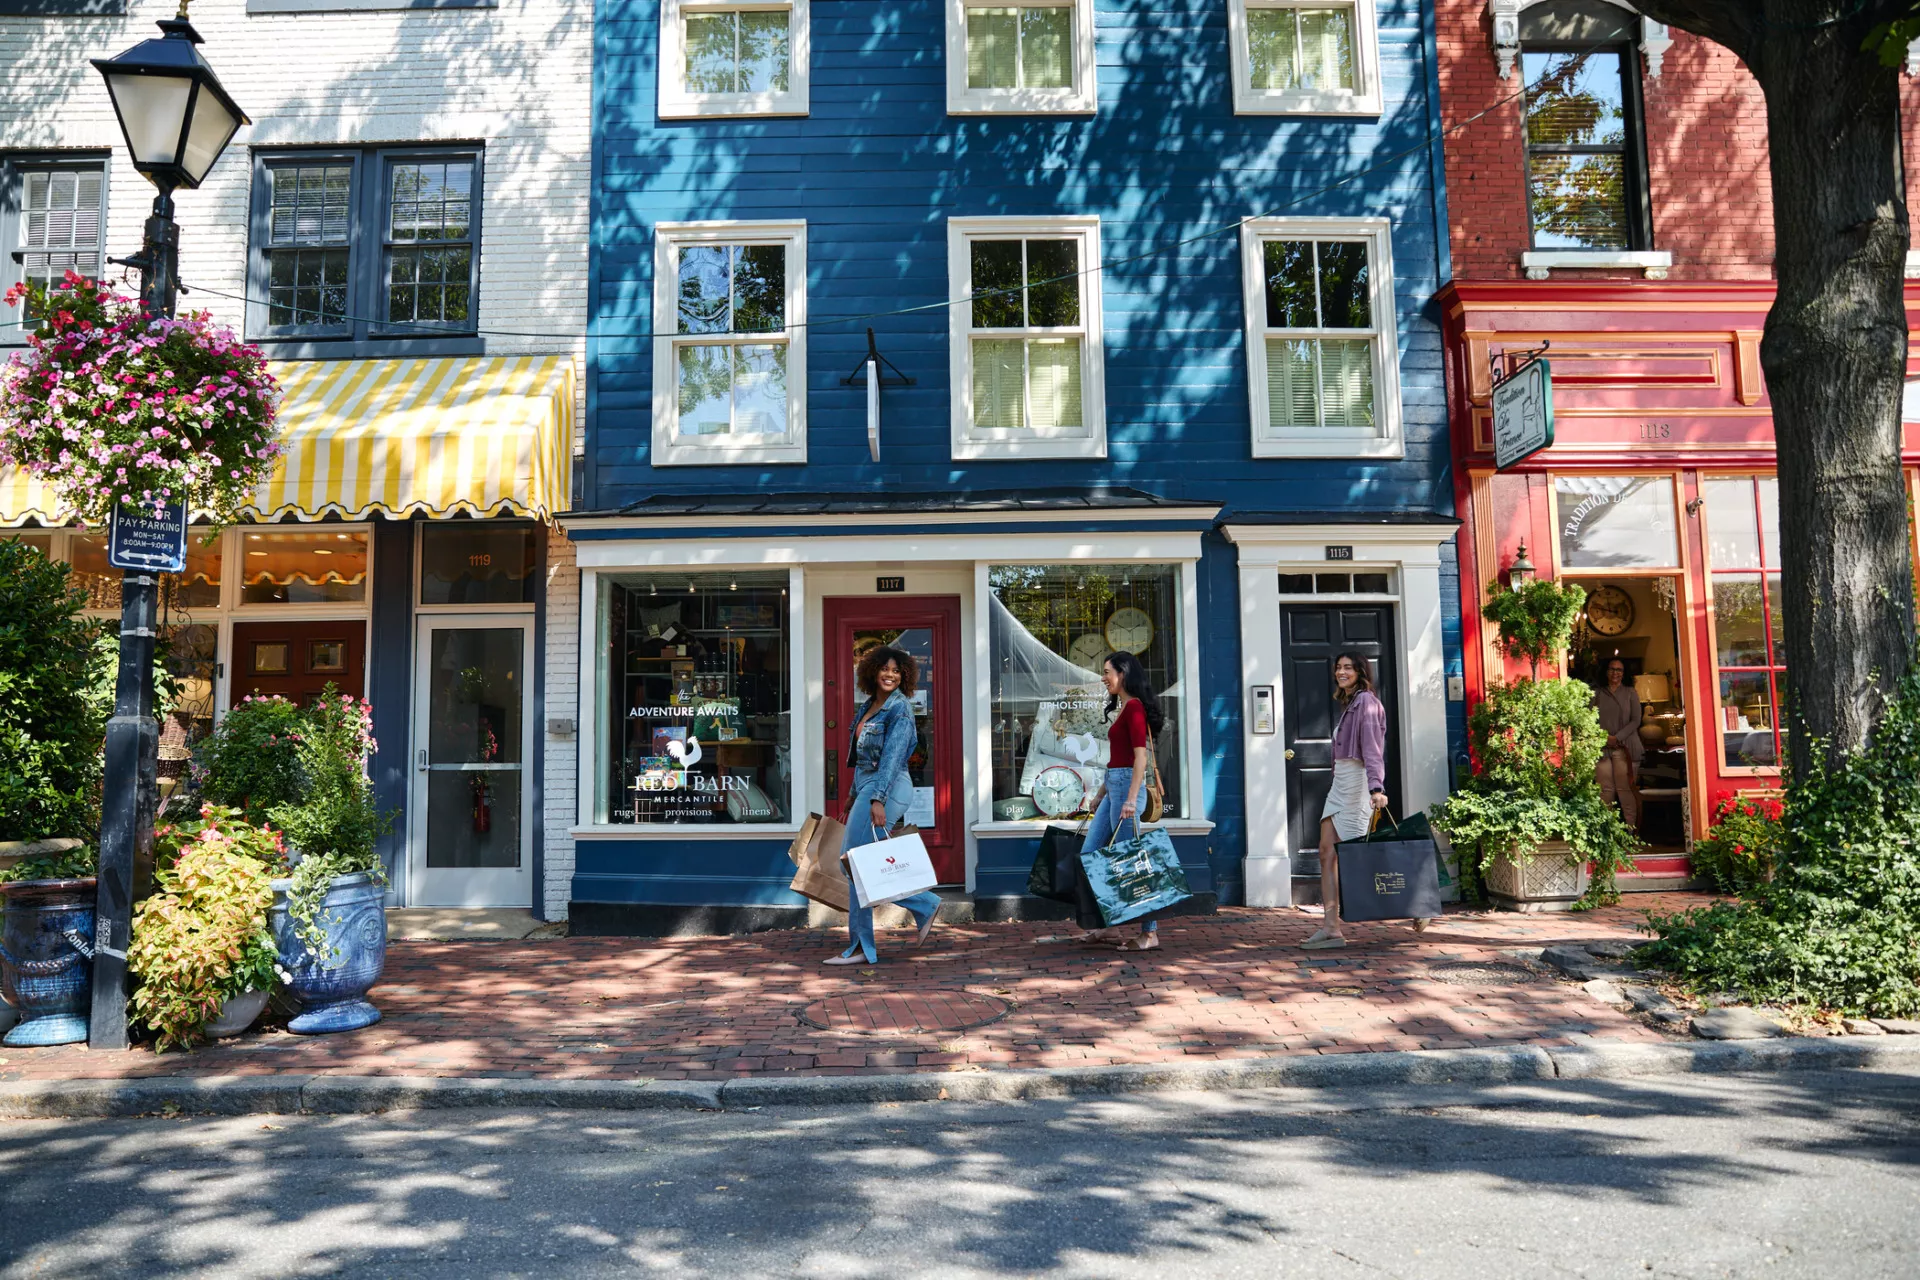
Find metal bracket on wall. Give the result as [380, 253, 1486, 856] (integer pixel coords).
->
[1490, 339, 1550, 391]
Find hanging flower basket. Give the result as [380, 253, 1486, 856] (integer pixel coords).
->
[0, 271, 281, 524]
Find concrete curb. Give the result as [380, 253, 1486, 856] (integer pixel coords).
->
[3, 1037, 1916, 1118]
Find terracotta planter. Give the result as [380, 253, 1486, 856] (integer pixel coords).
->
[1485, 840, 1590, 913]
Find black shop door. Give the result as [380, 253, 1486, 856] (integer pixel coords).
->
[1281, 604, 1403, 857]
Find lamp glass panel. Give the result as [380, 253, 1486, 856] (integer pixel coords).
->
[180, 89, 243, 187]
[106, 73, 194, 166]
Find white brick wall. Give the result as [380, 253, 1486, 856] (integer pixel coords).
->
[542, 522, 578, 921]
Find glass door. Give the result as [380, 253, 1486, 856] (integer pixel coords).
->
[410, 616, 534, 907]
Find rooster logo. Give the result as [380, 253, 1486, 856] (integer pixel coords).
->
[666, 736, 703, 768]
[1063, 733, 1101, 764]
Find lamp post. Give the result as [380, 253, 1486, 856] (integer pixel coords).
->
[85, 2, 247, 1051]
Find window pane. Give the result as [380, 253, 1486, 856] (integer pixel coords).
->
[1315, 573, 1351, 592]
[1263, 240, 1315, 328]
[268, 247, 349, 328]
[1025, 238, 1079, 327]
[388, 161, 472, 244]
[677, 245, 732, 334]
[677, 343, 735, 436]
[1720, 672, 1778, 768]
[70, 531, 221, 612]
[387, 245, 471, 325]
[971, 241, 1024, 327]
[19, 166, 104, 304]
[739, 10, 791, 93]
[971, 338, 1025, 428]
[685, 12, 737, 92]
[1027, 337, 1082, 429]
[988, 564, 1185, 820]
[1277, 572, 1313, 593]
[603, 572, 792, 826]
[1318, 338, 1374, 429]
[239, 530, 369, 605]
[1703, 477, 1761, 569]
[966, 8, 1020, 88]
[270, 164, 352, 245]
[1353, 572, 1391, 593]
[1553, 475, 1679, 568]
[1297, 7, 1354, 91]
[1527, 151, 1628, 250]
[1713, 574, 1769, 668]
[1757, 477, 1780, 566]
[420, 524, 539, 606]
[1767, 571, 1783, 660]
[1524, 49, 1627, 148]
[1316, 240, 1370, 328]
[1020, 5, 1072, 88]
[1246, 9, 1297, 90]
[172, 533, 222, 610]
[732, 245, 786, 332]
[1266, 337, 1319, 428]
[733, 343, 787, 435]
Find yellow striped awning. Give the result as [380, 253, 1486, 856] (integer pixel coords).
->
[0, 354, 574, 526]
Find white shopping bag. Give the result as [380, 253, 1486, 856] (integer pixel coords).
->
[844, 827, 938, 906]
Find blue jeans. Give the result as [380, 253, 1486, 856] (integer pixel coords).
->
[1083, 767, 1156, 935]
[840, 785, 941, 963]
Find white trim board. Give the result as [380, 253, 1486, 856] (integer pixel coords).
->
[570, 530, 1206, 569]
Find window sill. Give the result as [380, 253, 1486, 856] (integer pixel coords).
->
[570, 823, 806, 840]
[249, 0, 493, 11]
[1521, 250, 1672, 281]
[972, 819, 1215, 838]
[947, 89, 1096, 116]
[659, 93, 810, 120]
[1231, 89, 1381, 116]
[247, 335, 486, 360]
[951, 433, 1107, 462]
[1252, 434, 1404, 460]
[652, 439, 808, 467]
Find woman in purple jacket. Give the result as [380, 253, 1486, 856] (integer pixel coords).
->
[1301, 652, 1429, 949]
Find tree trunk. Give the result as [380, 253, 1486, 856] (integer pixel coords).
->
[1634, 1, 1917, 776]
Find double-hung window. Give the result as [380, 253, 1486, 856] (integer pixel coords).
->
[1228, 0, 1381, 115]
[248, 146, 482, 352]
[1239, 217, 1401, 458]
[1520, 2, 1651, 250]
[651, 221, 807, 466]
[659, 0, 809, 118]
[946, 0, 1095, 114]
[1, 157, 107, 338]
[948, 216, 1105, 460]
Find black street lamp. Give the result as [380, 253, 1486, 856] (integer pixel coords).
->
[85, 2, 247, 1051]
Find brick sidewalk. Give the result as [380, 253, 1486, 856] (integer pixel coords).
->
[0, 898, 1707, 1083]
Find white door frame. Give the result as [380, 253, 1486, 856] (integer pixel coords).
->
[409, 612, 537, 908]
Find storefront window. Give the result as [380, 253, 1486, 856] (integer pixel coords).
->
[3, 530, 55, 557]
[420, 524, 538, 605]
[987, 564, 1184, 821]
[1703, 476, 1785, 769]
[600, 571, 791, 825]
[1554, 475, 1679, 568]
[239, 529, 369, 604]
[69, 531, 222, 612]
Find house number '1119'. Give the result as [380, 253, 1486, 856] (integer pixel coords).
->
[469, 554, 492, 567]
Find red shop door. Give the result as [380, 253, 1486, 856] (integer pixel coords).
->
[824, 596, 964, 884]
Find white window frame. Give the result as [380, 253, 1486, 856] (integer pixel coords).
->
[1228, 0, 1382, 115]
[651, 220, 808, 467]
[947, 215, 1106, 461]
[1239, 215, 1403, 459]
[945, 0, 1097, 115]
[658, 0, 811, 119]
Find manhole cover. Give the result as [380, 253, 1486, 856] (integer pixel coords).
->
[798, 990, 1012, 1033]
[1425, 962, 1542, 987]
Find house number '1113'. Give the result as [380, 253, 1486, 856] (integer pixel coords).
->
[1639, 422, 1672, 442]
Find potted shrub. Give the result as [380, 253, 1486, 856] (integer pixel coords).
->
[1, 844, 99, 1046]
[1689, 792, 1785, 893]
[265, 689, 394, 1035]
[1435, 577, 1639, 910]
[127, 806, 285, 1050]
[194, 693, 306, 823]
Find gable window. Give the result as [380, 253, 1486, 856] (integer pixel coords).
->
[1521, 1, 1651, 250]
[659, 0, 810, 118]
[2, 158, 107, 338]
[1229, 0, 1381, 115]
[249, 146, 482, 353]
[947, 216, 1105, 460]
[1239, 217, 1401, 458]
[651, 221, 807, 466]
[946, 0, 1094, 114]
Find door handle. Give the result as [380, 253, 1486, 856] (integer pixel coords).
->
[826, 720, 835, 729]
[418, 748, 427, 771]
[1284, 749, 1296, 760]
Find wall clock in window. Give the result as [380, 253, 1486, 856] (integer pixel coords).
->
[1031, 765, 1088, 818]
[1585, 584, 1635, 636]
[1104, 606, 1154, 655]
[1067, 632, 1109, 671]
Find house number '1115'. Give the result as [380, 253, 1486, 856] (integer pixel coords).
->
[469, 554, 492, 567]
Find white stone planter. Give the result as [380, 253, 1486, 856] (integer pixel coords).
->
[205, 989, 270, 1039]
[1486, 840, 1590, 912]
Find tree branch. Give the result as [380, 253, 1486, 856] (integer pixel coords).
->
[1632, 0, 1920, 66]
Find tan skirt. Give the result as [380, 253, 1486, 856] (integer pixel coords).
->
[1320, 758, 1372, 843]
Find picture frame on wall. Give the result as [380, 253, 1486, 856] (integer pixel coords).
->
[250, 641, 290, 675]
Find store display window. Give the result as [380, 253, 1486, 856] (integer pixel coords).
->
[599, 571, 791, 825]
[239, 529, 369, 604]
[1553, 475, 1679, 569]
[987, 563, 1184, 821]
[1702, 476, 1785, 770]
[69, 530, 222, 612]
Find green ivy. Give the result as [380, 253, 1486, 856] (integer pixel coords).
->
[1639, 668, 1920, 1017]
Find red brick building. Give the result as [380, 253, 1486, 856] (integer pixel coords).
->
[1434, 0, 1920, 877]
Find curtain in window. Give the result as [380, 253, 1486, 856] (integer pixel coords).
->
[1247, 10, 1296, 89]
[1027, 337, 1083, 430]
[1020, 6, 1072, 87]
[967, 9, 1020, 87]
[1298, 8, 1354, 90]
[972, 339, 1025, 429]
[1318, 338, 1374, 428]
[1267, 338, 1318, 428]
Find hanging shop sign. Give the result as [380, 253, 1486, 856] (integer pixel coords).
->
[1493, 353, 1554, 470]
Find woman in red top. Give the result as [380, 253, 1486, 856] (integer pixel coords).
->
[1074, 651, 1165, 951]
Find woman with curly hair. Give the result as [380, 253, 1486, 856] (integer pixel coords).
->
[824, 643, 943, 965]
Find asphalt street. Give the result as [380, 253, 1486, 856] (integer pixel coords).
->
[2, 1065, 1916, 1279]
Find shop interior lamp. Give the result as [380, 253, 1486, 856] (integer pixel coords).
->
[93, 2, 249, 192]
[1507, 541, 1537, 592]
[1634, 673, 1671, 707]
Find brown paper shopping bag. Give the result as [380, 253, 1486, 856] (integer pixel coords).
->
[788, 812, 850, 911]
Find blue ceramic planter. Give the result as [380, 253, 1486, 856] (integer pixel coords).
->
[0, 878, 97, 1047]
[269, 872, 386, 1035]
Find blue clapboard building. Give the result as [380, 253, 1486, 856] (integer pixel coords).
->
[561, 0, 1463, 931]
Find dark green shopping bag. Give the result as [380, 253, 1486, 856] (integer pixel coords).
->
[1080, 825, 1192, 927]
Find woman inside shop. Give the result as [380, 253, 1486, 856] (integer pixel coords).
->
[825, 645, 944, 966]
[1590, 656, 1643, 832]
[1073, 650, 1166, 952]
[1302, 652, 1415, 950]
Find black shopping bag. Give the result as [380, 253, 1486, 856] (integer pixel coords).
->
[1337, 832, 1443, 922]
[1027, 823, 1085, 903]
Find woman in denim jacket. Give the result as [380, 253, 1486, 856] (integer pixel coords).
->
[824, 644, 943, 965]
